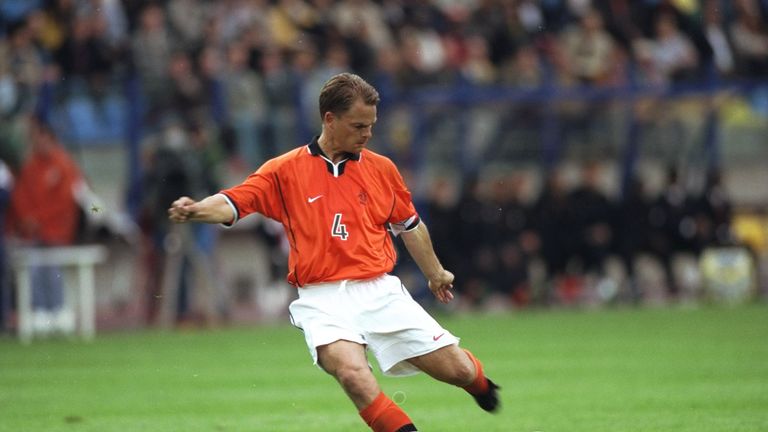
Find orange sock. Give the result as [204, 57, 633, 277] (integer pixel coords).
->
[359, 392, 416, 432]
[462, 349, 489, 395]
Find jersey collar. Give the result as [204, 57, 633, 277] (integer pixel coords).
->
[307, 136, 361, 161]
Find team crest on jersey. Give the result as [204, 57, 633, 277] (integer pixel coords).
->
[358, 189, 368, 205]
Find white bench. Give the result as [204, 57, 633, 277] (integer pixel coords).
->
[11, 245, 108, 343]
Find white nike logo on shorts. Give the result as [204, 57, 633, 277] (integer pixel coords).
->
[308, 195, 323, 203]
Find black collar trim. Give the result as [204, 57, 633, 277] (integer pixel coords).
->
[306, 136, 360, 177]
[307, 136, 361, 161]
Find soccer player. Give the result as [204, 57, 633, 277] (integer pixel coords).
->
[168, 73, 499, 432]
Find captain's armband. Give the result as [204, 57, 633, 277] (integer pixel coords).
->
[389, 214, 420, 236]
[218, 193, 239, 228]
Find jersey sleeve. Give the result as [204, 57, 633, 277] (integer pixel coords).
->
[385, 159, 420, 234]
[219, 161, 283, 223]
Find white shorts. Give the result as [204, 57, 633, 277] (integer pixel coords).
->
[288, 274, 459, 377]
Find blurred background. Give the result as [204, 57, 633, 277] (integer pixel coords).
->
[1, 0, 767, 337]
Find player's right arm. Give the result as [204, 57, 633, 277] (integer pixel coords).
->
[168, 194, 234, 224]
[172, 156, 284, 226]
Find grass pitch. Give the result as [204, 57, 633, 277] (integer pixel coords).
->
[1, 305, 767, 432]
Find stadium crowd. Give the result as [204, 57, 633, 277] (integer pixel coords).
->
[420, 162, 735, 309]
[1, 0, 767, 160]
[0, 0, 764, 328]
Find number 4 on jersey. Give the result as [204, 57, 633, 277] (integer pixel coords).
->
[331, 213, 349, 240]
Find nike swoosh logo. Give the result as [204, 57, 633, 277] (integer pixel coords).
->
[307, 195, 323, 203]
[433, 333, 445, 341]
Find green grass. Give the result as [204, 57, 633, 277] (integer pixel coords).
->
[1, 305, 767, 431]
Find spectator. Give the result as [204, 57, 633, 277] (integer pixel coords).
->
[138, 122, 188, 324]
[493, 174, 538, 307]
[601, 43, 632, 86]
[0, 159, 12, 332]
[131, 4, 173, 112]
[0, 34, 30, 171]
[261, 46, 300, 157]
[470, 1, 509, 65]
[516, 0, 547, 35]
[213, 0, 268, 45]
[615, 176, 653, 302]
[560, 8, 617, 85]
[0, 108, 26, 174]
[467, 0, 503, 43]
[166, 0, 209, 51]
[693, 168, 734, 248]
[292, 42, 323, 129]
[565, 0, 594, 20]
[55, 13, 113, 98]
[165, 50, 208, 124]
[398, 23, 450, 88]
[138, 119, 224, 326]
[267, 0, 320, 49]
[4, 19, 46, 115]
[7, 118, 83, 246]
[647, 166, 696, 298]
[593, 0, 641, 49]
[729, 0, 768, 77]
[568, 162, 615, 280]
[222, 40, 267, 170]
[440, 16, 470, 74]
[461, 35, 496, 85]
[331, 0, 394, 51]
[534, 169, 574, 304]
[649, 12, 700, 83]
[25, 6, 65, 54]
[425, 176, 462, 301]
[6, 116, 85, 333]
[548, 35, 579, 87]
[159, 121, 226, 327]
[370, 44, 405, 98]
[454, 175, 492, 307]
[238, 23, 268, 74]
[92, 0, 129, 52]
[198, 44, 225, 124]
[702, 0, 736, 76]
[499, 44, 543, 88]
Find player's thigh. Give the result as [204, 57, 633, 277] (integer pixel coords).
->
[406, 344, 475, 386]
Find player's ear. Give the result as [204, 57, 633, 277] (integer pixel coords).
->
[322, 111, 335, 127]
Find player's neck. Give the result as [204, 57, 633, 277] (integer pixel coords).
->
[317, 135, 345, 163]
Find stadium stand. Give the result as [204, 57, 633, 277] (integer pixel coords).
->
[1, 0, 767, 332]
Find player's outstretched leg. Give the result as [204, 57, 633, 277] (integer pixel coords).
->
[462, 349, 501, 413]
[407, 345, 500, 414]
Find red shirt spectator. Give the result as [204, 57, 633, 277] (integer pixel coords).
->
[7, 118, 83, 245]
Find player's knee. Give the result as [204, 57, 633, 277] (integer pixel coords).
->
[334, 364, 376, 396]
[449, 359, 476, 387]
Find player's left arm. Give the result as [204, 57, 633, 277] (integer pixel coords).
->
[400, 221, 455, 303]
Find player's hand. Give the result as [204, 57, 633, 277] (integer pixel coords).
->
[428, 269, 455, 304]
[168, 196, 197, 223]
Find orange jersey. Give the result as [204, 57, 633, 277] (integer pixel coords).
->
[220, 137, 419, 286]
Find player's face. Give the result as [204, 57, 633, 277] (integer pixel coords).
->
[328, 98, 377, 155]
